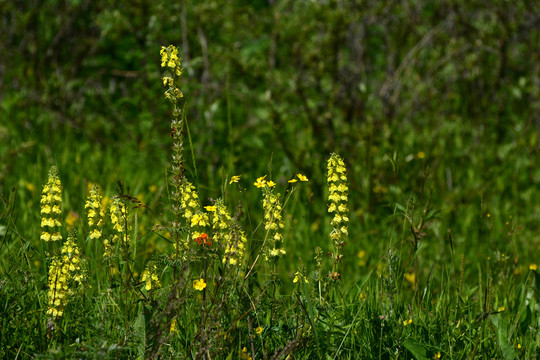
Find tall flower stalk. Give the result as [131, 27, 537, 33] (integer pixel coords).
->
[327, 153, 349, 279]
[161, 45, 190, 261]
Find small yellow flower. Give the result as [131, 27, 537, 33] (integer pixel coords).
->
[288, 178, 298, 183]
[293, 271, 309, 284]
[266, 180, 276, 188]
[403, 318, 412, 326]
[254, 175, 267, 188]
[255, 326, 263, 335]
[404, 272, 416, 286]
[170, 319, 178, 333]
[297, 174, 309, 182]
[417, 151, 425, 159]
[433, 352, 441, 359]
[26, 182, 36, 193]
[517, 344, 522, 349]
[498, 306, 505, 312]
[204, 205, 217, 212]
[229, 175, 241, 184]
[193, 278, 207, 291]
[270, 248, 286, 257]
[530, 264, 537, 271]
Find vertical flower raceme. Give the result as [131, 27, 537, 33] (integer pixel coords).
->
[327, 154, 349, 273]
[207, 200, 247, 266]
[40, 166, 63, 242]
[109, 197, 129, 256]
[46, 230, 84, 320]
[255, 176, 286, 262]
[141, 262, 161, 291]
[85, 185, 104, 243]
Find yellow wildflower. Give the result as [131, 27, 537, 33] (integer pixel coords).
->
[255, 326, 263, 335]
[193, 278, 207, 291]
[530, 264, 537, 271]
[141, 262, 161, 291]
[254, 175, 267, 188]
[297, 174, 309, 181]
[170, 319, 178, 333]
[403, 318, 413, 326]
[229, 175, 241, 184]
[404, 273, 416, 286]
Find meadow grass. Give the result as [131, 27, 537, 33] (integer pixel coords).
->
[0, 45, 539, 360]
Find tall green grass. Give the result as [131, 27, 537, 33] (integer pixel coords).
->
[0, 43, 539, 359]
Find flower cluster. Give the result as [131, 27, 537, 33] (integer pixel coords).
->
[194, 232, 212, 246]
[85, 185, 104, 242]
[107, 197, 129, 257]
[256, 176, 286, 262]
[141, 262, 161, 291]
[160, 45, 183, 101]
[207, 200, 247, 266]
[46, 231, 84, 319]
[327, 153, 349, 266]
[40, 166, 63, 242]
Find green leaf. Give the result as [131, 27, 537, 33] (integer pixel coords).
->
[403, 338, 428, 360]
[490, 315, 516, 360]
[133, 304, 146, 360]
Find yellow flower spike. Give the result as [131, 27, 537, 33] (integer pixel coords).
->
[204, 205, 216, 212]
[40, 166, 63, 242]
[46, 230, 85, 321]
[193, 278, 207, 291]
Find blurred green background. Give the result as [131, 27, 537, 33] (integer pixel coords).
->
[1, 0, 540, 280]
